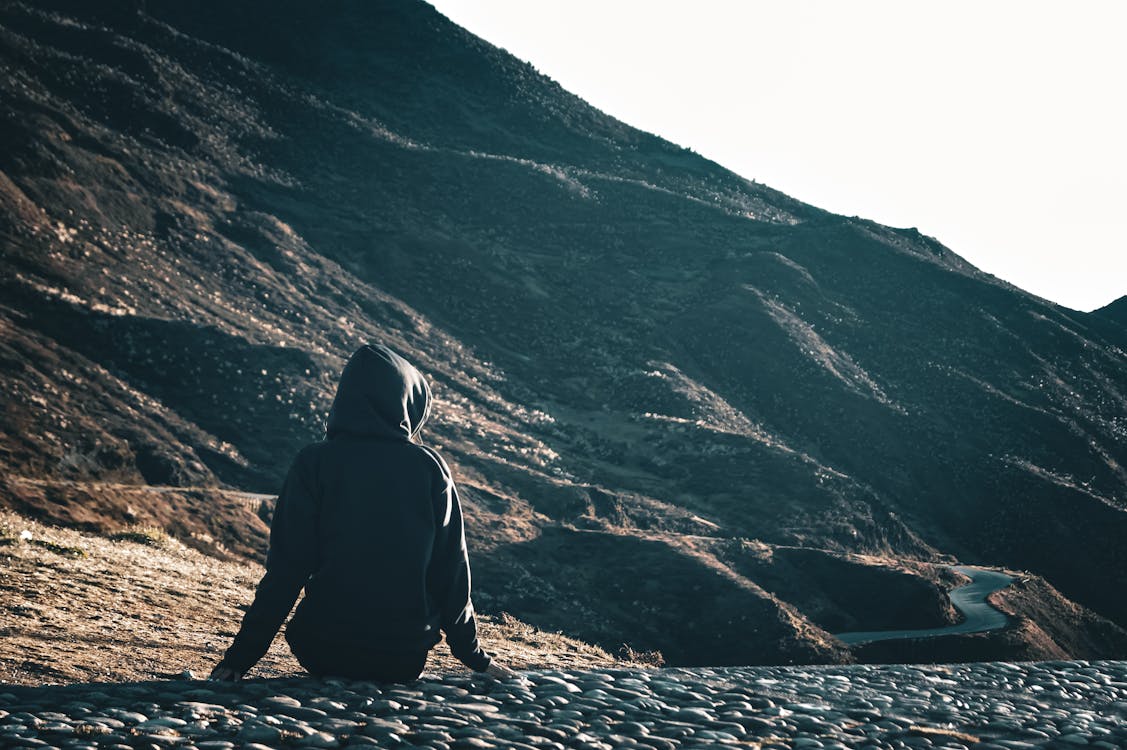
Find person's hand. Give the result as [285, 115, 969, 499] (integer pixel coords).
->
[208, 664, 243, 682]
[484, 662, 527, 684]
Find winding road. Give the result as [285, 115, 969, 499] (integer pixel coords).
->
[833, 565, 1015, 645]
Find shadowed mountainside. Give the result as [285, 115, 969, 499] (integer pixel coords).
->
[2, 0, 1126, 666]
[1094, 295, 1127, 326]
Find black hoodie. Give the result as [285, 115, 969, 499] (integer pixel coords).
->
[217, 343, 492, 674]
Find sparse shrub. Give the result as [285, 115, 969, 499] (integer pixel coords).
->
[617, 643, 665, 667]
[109, 525, 169, 547]
[28, 539, 86, 557]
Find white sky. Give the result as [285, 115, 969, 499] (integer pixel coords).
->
[429, 1, 1126, 312]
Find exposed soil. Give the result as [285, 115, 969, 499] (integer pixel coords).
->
[1, 475, 270, 561]
[990, 575, 1127, 660]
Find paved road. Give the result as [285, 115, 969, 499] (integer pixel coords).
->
[833, 565, 1015, 645]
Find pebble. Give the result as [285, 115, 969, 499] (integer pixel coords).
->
[101, 710, 147, 724]
[0, 661, 1124, 749]
[236, 724, 282, 743]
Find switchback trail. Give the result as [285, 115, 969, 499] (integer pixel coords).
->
[833, 565, 1015, 645]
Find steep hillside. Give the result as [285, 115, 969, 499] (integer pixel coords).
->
[1094, 295, 1127, 326]
[1, 0, 1125, 665]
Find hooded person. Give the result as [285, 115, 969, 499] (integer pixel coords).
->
[209, 343, 518, 682]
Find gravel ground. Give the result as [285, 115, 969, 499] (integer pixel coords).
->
[1, 660, 1124, 749]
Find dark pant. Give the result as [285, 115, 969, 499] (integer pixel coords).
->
[286, 629, 429, 682]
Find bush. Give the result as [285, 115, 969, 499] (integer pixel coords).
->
[618, 643, 665, 667]
[29, 539, 86, 557]
[109, 525, 169, 547]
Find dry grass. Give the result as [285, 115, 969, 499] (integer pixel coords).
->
[617, 643, 666, 667]
[107, 525, 170, 547]
[0, 509, 648, 686]
[1, 476, 270, 561]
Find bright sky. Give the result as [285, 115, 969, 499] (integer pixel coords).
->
[429, 1, 1126, 312]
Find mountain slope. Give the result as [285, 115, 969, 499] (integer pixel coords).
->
[1, 0, 1125, 665]
[1094, 295, 1127, 326]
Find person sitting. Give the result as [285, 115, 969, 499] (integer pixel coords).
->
[209, 342, 519, 683]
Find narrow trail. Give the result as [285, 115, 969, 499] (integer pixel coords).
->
[834, 565, 1015, 645]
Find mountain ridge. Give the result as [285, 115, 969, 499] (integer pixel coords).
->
[1093, 295, 1127, 325]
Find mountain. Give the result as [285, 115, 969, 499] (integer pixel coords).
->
[2, 0, 1126, 666]
[1094, 296, 1127, 327]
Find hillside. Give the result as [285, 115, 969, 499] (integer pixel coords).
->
[2, 0, 1126, 666]
[1094, 295, 1127, 326]
[0, 509, 644, 684]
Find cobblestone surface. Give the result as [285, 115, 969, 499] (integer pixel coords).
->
[1, 660, 1124, 749]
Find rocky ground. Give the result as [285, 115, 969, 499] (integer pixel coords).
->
[1, 660, 1125, 749]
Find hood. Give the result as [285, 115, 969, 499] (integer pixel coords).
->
[325, 343, 432, 441]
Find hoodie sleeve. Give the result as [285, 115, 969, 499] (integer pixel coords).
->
[424, 448, 493, 672]
[218, 446, 319, 674]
